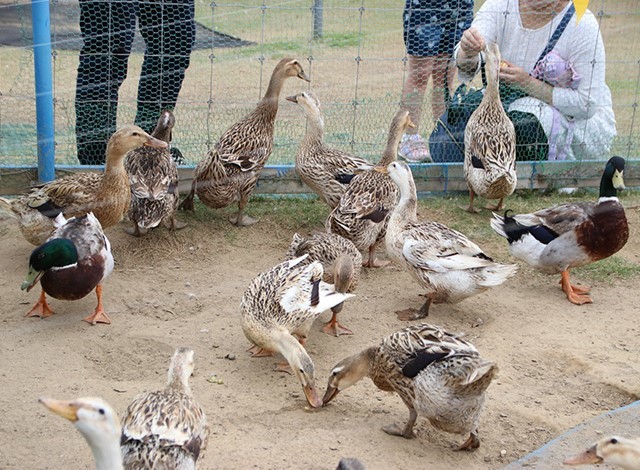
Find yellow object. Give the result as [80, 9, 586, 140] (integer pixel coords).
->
[573, 0, 589, 23]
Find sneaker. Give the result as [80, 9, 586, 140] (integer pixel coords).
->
[398, 133, 432, 163]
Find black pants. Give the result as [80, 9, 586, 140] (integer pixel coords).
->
[75, 0, 195, 165]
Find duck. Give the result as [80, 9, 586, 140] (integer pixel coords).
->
[179, 58, 310, 226]
[240, 255, 354, 408]
[286, 232, 362, 336]
[385, 161, 517, 320]
[325, 110, 413, 268]
[490, 156, 628, 305]
[286, 90, 372, 208]
[323, 323, 497, 450]
[39, 396, 123, 470]
[0, 126, 167, 245]
[124, 110, 184, 237]
[564, 436, 640, 469]
[21, 212, 114, 325]
[121, 347, 209, 469]
[463, 43, 516, 214]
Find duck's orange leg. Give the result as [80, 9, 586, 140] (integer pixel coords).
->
[83, 285, 112, 325]
[321, 311, 353, 337]
[558, 276, 591, 294]
[484, 197, 505, 211]
[247, 345, 273, 357]
[25, 289, 54, 318]
[460, 190, 481, 214]
[560, 271, 592, 305]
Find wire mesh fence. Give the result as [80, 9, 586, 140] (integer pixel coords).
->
[0, 0, 638, 173]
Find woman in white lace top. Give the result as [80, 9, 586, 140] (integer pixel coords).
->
[455, 0, 616, 160]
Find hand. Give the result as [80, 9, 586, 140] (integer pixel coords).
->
[459, 27, 485, 57]
[499, 60, 532, 89]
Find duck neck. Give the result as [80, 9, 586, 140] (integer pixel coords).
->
[391, 176, 419, 226]
[378, 125, 404, 167]
[258, 70, 288, 118]
[103, 141, 128, 176]
[302, 111, 324, 146]
[484, 53, 500, 102]
[89, 435, 123, 470]
[167, 365, 191, 395]
[272, 329, 308, 365]
[599, 173, 618, 199]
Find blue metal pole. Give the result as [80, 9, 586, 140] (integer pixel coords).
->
[32, 0, 55, 182]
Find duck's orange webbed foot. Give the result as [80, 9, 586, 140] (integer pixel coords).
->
[321, 312, 353, 337]
[560, 271, 593, 305]
[25, 290, 54, 319]
[82, 285, 112, 325]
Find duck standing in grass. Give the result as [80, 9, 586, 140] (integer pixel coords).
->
[564, 436, 640, 470]
[323, 323, 497, 450]
[179, 58, 310, 226]
[463, 43, 516, 214]
[0, 126, 166, 245]
[325, 110, 413, 268]
[491, 156, 628, 305]
[286, 90, 372, 208]
[39, 396, 123, 470]
[286, 232, 362, 336]
[121, 347, 209, 469]
[21, 213, 114, 325]
[124, 110, 184, 236]
[241, 255, 354, 408]
[385, 161, 517, 320]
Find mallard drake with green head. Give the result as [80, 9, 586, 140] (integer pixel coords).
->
[490, 156, 628, 305]
[21, 212, 114, 325]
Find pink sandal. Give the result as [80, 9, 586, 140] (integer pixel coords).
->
[398, 133, 432, 163]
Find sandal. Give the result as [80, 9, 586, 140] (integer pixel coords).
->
[398, 133, 432, 163]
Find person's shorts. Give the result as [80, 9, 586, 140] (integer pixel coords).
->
[403, 0, 474, 57]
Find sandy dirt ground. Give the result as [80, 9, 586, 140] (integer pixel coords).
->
[0, 198, 638, 470]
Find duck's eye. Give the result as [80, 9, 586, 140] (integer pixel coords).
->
[132, 132, 139, 136]
[37, 253, 46, 260]
[98, 408, 105, 415]
[299, 368, 305, 374]
[332, 370, 338, 376]
[610, 438, 618, 444]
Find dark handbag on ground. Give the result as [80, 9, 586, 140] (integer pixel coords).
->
[429, 4, 575, 163]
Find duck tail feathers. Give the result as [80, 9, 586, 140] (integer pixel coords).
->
[477, 263, 518, 287]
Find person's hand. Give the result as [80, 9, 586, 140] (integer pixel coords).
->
[499, 60, 532, 89]
[459, 27, 485, 57]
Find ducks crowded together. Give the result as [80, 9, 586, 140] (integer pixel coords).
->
[2, 50, 634, 469]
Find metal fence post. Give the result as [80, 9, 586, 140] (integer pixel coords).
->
[313, 0, 323, 40]
[32, 0, 55, 182]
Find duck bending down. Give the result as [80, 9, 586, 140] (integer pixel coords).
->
[323, 323, 497, 450]
[0, 126, 166, 245]
[385, 161, 517, 320]
[564, 436, 640, 470]
[241, 255, 354, 408]
[21, 213, 114, 325]
[124, 110, 185, 236]
[286, 90, 372, 208]
[121, 347, 209, 469]
[39, 396, 123, 470]
[463, 43, 516, 213]
[179, 58, 310, 226]
[325, 110, 413, 268]
[286, 232, 362, 336]
[491, 156, 628, 305]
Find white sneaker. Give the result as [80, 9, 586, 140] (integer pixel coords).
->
[398, 133, 432, 163]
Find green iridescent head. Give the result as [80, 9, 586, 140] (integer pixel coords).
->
[21, 238, 78, 292]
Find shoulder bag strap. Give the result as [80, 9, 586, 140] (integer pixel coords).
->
[534, 3, 575, 68]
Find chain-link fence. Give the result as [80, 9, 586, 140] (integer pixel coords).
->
[0, 0, 638, 172]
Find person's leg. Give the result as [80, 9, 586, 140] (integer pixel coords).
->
[430, 53, 451, 120]
[135, 0, 196, 134]
[399, 55, 433, 162]
[75, 0, 135, 164]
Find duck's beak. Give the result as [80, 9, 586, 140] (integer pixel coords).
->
[144, 136, 168, 149]
[285, 95, 298, 104]
[563, 444, 602, 466]
[21, 267, 43, 292]
[303, 384, 322, 408]
[39, 397, 80, 422]
[322, 384, 340, 406]
[373, 166, 389, 174]
[408, 118, 416, 129]
[612, 170, 625, 190]
[298, 70, 311, 82]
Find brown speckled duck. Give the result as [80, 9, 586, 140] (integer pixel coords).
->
[491, 156, 628, 305]
[323, 323, 497, 450]
[121, 347, 209, 469]
[463, 43, 516, 213]
[0, 126, 166, 245]
[179, 58, 310, 226]
[286, 232, 362, 336]
[286, 91, 372, 208]
[325, 110, 413, 268]
[124, 110, 184, 236]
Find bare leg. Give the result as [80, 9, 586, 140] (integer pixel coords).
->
[382, 408, 417, 439]
[321, 310, 353, 337]
[230, 196, 258, 226]
[401, 55, 434, 129]
[430, 54, 451, 120]
[83, 284, 112, 325]
[560, 270, 592, 304]
[396, 295, 432, 321]
[25, 289, 55, 318]
[461, 189, 481, 214]
[456, 432, 481, 451]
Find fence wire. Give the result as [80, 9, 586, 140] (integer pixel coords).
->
[0, 0, 638, 170]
